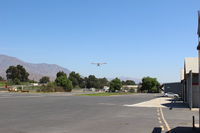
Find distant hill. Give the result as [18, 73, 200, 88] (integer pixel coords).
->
[108, 76, 141, 84]
[118, 76, 141, 84]
[0, 54, 71, 81]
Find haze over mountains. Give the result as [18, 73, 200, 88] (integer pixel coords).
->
[0, 54, 71, 81]
[0, 54, 141, 83]
[115, 76, 141, 84]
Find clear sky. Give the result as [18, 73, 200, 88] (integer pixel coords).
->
[0, 0, 200, 83]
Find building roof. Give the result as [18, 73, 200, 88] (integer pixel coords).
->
[184, 57, 198, 74]
[122, 85, 139, 88]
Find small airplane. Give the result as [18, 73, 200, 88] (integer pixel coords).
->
[91, 62, 107, 66]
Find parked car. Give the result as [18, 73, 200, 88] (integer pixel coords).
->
[8, 87, 18, 92]
[164, 92, 179, 98]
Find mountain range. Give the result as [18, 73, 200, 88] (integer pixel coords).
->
[0, 54, 71, 81]
[116, 76, 141, 84]
[108, 77, 141, 84]
[0, 54, 141, 83]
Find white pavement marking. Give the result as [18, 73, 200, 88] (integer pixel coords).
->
[195, 124, 199, 128]
[159, 107, 171, 132]
[157, 108, 164, 130]
[160, 125, 165, 131]
[124, 97, 172, 132]
[98, 103, 116, 106]
[124, 97, 172, 108]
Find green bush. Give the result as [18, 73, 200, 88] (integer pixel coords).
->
[54, 87, 66, 92]
[0, 82, 5, 87]
[37, 82, 71, 92]
[55, 75, 73, 92]
[13, 78, 21, 85]
[37, 82, 55, 92]
[109, 78, 122, 92]
[150, 86, 159, 93]
[39, 76, 50, 84]
[17, 86, 22, 91]
[140, 77, 160, 93]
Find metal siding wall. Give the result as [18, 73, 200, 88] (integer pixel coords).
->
[192, 85, 199, 108]
[187, 77, 189, 103]
[185, 77, 188, 103]
[164, 83, 183, 96]
[189, 71, 193, 109]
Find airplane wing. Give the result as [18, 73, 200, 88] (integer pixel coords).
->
[91, 62, 107, 65]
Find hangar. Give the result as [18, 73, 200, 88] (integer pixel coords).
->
[182, 57, 199, 108]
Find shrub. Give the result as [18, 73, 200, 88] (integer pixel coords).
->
[109, 78, 122, 92]
[37, 82, 72, 92]
[55, 75, 73, 91]
[39, 76, 50, 84]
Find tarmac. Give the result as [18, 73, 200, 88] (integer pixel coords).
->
[0, 92, 199, 133]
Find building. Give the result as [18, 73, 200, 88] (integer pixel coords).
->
[182, 11, 200, 109]
[162, 82, 183, 97]
[197, 10, 200, 127]
[121, 85, 139, 93]
[103, 86, 109, 92]
[31, 83, 39, 86]
[182, 57, 199, 108]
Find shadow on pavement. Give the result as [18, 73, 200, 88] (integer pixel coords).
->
[166, 127, 200, 133]
[152, 127, 200, 133]
[161, 99, 188, 110]
[152, 127, 162, 133]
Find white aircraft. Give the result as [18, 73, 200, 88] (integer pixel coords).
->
[91, 62, 107, 66]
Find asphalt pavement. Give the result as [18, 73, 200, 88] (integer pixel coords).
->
[0, 92, 199, 133]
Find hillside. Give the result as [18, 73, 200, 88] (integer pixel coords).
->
[0, 54, 71, 81]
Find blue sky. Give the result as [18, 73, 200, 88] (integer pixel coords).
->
[0, 0, 200, 83]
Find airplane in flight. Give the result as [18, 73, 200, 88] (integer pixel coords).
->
[91, 62, 107, 66]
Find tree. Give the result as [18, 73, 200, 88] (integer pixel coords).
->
[13, 78, 20, 85]
[55, 76, 73, 91]
[85, 75, 99, 89]
[98, 78, 109, 89]
[122, 80, 136, 85]
[56, 71, 67, 78]
[55, 72, 73, 91]
[79, 77, 86, 88]
[140, 77, 160, 93]
[16, 65, 29, 82]
[109, 78, 122, 92]
[6, 65, 29, 84]
[29, 79, 37, 83]
[83, 76, 109, 89]
[39, 76, 50, 84]
[0, 76, 4, 81]
[68, 71, 81, 88]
